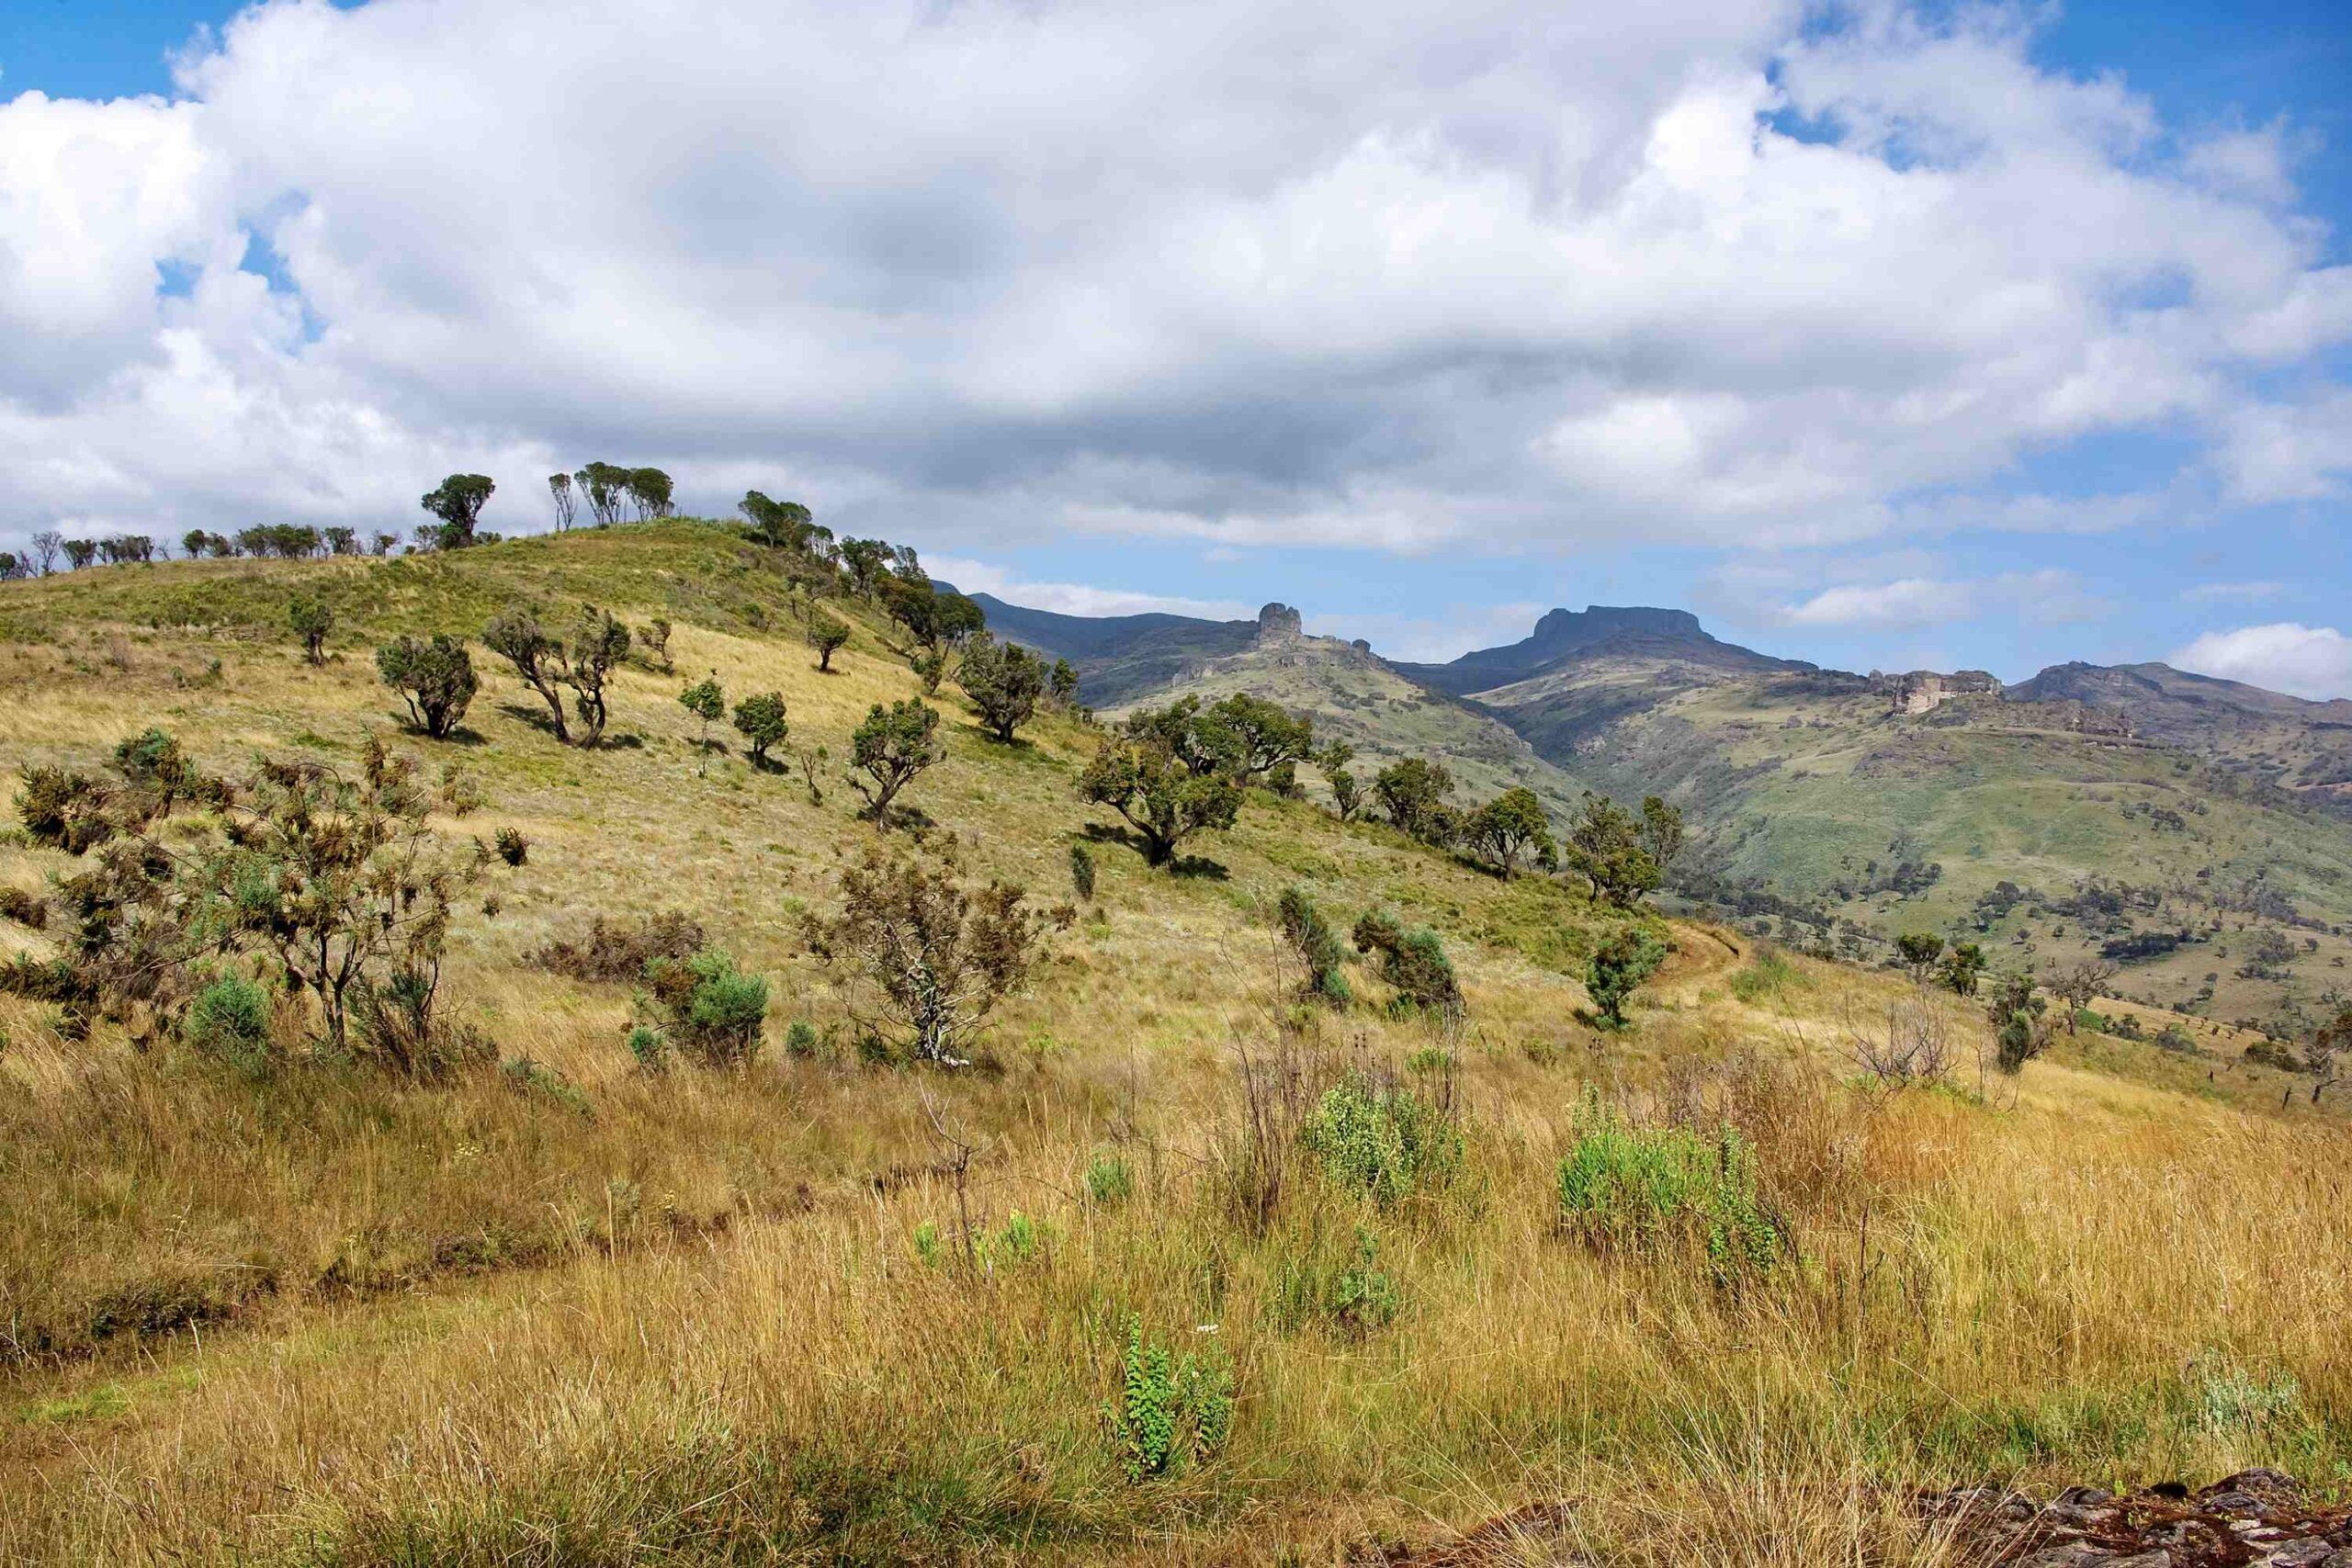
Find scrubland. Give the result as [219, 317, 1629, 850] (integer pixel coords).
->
[3, 524, 2346, 1564]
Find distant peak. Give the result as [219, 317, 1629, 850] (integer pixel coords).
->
[1256, 602, 1303, 643]
[1529, 605, 1709, 646]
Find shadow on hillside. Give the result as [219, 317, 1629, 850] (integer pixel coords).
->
[1080, 821, 1228, 879]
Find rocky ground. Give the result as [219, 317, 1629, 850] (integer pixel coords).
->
[1919, 1469, 2352, 1567]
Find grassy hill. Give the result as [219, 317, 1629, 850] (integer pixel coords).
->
[5, 524, 2352, 1564]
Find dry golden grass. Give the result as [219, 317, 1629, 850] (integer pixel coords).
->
[3, 531, 2348, 1563]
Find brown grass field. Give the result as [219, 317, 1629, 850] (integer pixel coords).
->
[3, 524, 2347, 1564]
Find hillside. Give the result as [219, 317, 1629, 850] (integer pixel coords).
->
[6, 525, 2352, 1564]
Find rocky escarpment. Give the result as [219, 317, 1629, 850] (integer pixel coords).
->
[1920, 1469, 2352, 1566]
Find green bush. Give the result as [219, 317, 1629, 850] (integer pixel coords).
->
[1069, 842, 1097, 902]
[643, 947, 768, 1065]
[1084, 1152, 1134, 1206]
[1728, 945, 1802, 1003]
[1277, 886, 1351, 1006]
[785, 1019, 820, 1059]
[1104, 1314, 1234, 1483]
[183, 976, 273, 1072]
[1350, 909, 1460, 1020]
[1300, 1072, 1462, 1208]
[1555, 1096, 1781, 1280]
[1272, 1225, 1401, 1338]
[1585, 925, 1668, 1029]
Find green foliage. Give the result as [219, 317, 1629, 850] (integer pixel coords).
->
[1728, 945, 1804, 1003]
[625, 1023, 667, 1070]
[731, 690, 789, 765]
[846, 699, 943, 822]
[955, 633, 1046, 742]
[1349, 909, 1461, 1020]
[1104, 1315, 1234, 1483]
[804, 610, 851, 671]
[1372, 757, 1455, 843]
[1556, 1098, 1782, 1280]
[785, 1019, 820, 1059]
[1068, 842, 1097, 902]
[1300, 1072, 1463, 1208]
[1273, 1224, 1402, 1339]
[1585, 926, 1668, 1029]
[183, 976, 273, 1073]
[1275, 885, 1351, 1006]
[1078, 696, 1243, 868]
[1990, 971, 2050, 1075]
[639, 616, 673, 671]
[419, 473, 495, 550]
[1895, 931, 1946, 981]
[1205, 693, 1316, 785]
[1939, 941, 1987, 996]
[1562, 792, 1679, 907]
[644, 948, 768, 1065]
[376, 635, 478, 739]
[288, 595, 334, 663]
[1464, 786, 1553, 876]
[739, 491, 820, 551]
[1083, 1152, 1134, 1206]
[1329, 766, 1363, 823]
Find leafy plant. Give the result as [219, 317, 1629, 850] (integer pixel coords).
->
[643, 947, 768, 1066]
[1083, 1152, 1134, 1206]
[1585, 926, 1668, 1030]
[1350, 909, 1460, 1020]
[183, 975, 274, 1074]
[955, 633, 1046, 742]
[846, 700, 942, 823]
[492, 827, 529, 866]
[1276, 886, 1351, 1006]
[1069, 842, 1097, 902]
[1104, 1315, 1234, 1483]
[288, 595, 334, 664]
[1273, 1224, 1402, 1338]
[1556, 1096, 1781, 1280]
[731, 690, 788, 767]
[679, 674, 725, 773]
[1300, 1072, 1462, 1207]
[376, 636, 478, 739]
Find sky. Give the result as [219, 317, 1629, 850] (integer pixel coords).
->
[3, 1, 2348, 694]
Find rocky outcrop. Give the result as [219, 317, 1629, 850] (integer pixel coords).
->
[1873, 669, 2002, 716]
[1256, 602, 1303, 644]
[1919, 1469, 2352, 1566]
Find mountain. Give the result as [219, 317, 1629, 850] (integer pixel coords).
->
[953, 592, 1259, 708]
[1393, 605, 1805, 696]
[2007, 660, 2352, 803]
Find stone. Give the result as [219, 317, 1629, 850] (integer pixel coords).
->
[2264, 1542, 2336, 1567]
[1255, 603, 1302, 644]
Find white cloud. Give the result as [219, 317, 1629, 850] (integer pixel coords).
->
[0, 0, 2346, 555]
[2171, 622, 2352, 700]
[1756, 566, 2101, 630]
[2179, 580, 2286, 605]
[922, 555, 1252, 622]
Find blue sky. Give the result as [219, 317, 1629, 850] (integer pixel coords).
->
[3, 1, 2348, 690]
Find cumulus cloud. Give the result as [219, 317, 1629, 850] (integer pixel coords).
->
[1736, 565, 2103, 630]
[2171, 623, 2352, 700]
[0, 0, 2346, 557]
[922, 555, 1252, 621]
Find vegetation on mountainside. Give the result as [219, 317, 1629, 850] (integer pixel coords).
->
[4, 515, 2351, 1564]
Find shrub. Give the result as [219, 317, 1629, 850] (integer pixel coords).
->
[846, 700, 942, 822]
[1990, 972, 2052, 1075]
[955, 633, 1045, 742]
[531, 911, 707, 983]
[377, 635, 478, 739]
[492, 827, 529, 866]
[1068, 842, 1097, 902]
[639, 617, 673, 672]
[1104, 1315, 1234, 1483]
[1276, 886, 1351, 1006]
[679, 675, 725, 763]
[626, 1024, 668, 1070]
[1300, 1072, 1462, 1207]
[183, 976, 273, 1073]
[0, 886, 48, 929]
[1728, 945, 1802, 1003]
[731, 691, 788, 766]
[1556, 1098, 1781, 1280]
[288, 595, 334, 663]
[805, 610, 851, 671]
[1585, 926, 1668, 1030]
[1350, 909, 1460, 1020]
[1083, 1152, 1134, 1206]
[800, 841, 1072, 1066]
[1273, 1225, 1402, 1339]
[643, 948, 768, 1065]
[785, 1019, 820, 1059]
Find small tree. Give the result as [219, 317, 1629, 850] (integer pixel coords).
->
[801, 841, 1072, 1066]
[377, 636, 479, 739]
[63, 539, 98, 570]
[1078, 700, 1242, 868]
[679, 674, 725, 773]
[1329, 767, 1363, 823]
[956, 632, 1046, 742]
[626, 468, 674, 520]
[806, 610, 851, 671]
[483, 606, 571, 743]
[848, 699, 943, 822]
[732, 691, 788, 767]
[30, 530, 61, 575]
[741, 491, 817, 550]
[1988, 972, 2051, 1075]
[288, 594, 334, 664]
[1277, 886, 1350, 1006]
[1895, 931, 1945, 985]
[1351, 908, 1462, 1020]
[575, 462, 628, 526]
[1586, 926, 1668, 1030]
[548, 472, 576, 532]
[420, 473, 495, 549]
[1938, 941, 1987, 997]
[639, 616, 673, 672]
[1562, 793, 1667, 907]
[1373, 757, 1455, 840]
[2301, 1004, 2352, 1103]
[1206, 694, 1317, 785]
[1464, 787, 1551, 877]
[2049, 957, 2119, 1032]
[1049, 659, 1080, 707]
[565, 605, 630, 744]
